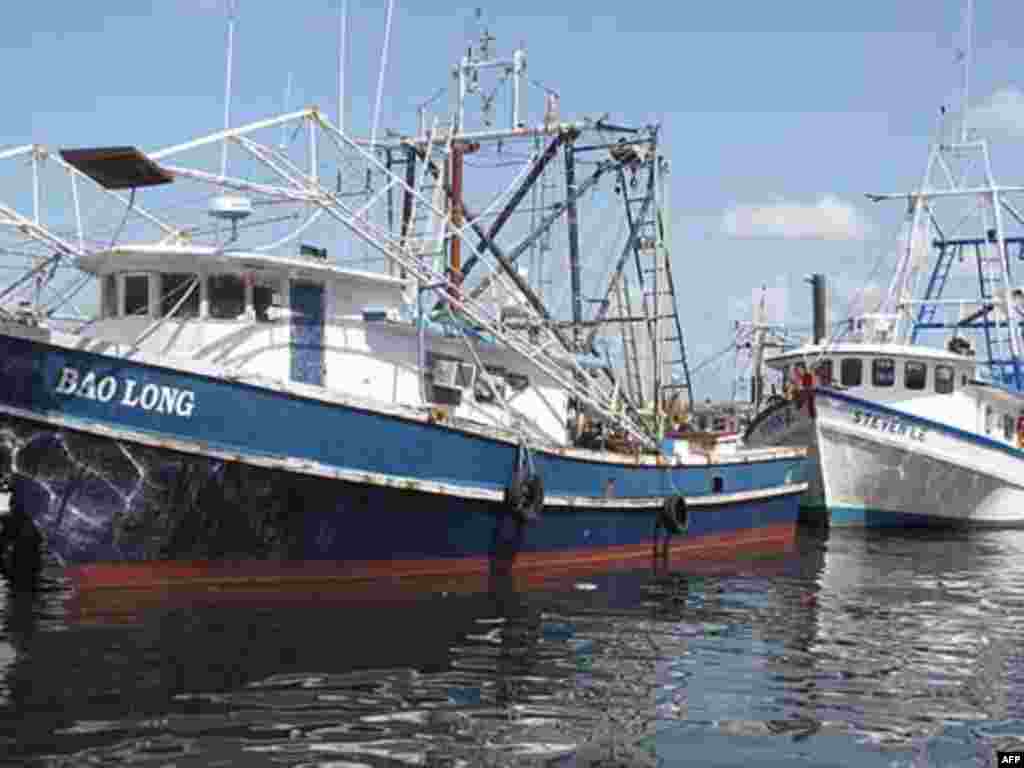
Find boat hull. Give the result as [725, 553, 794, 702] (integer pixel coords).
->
[0, 332, 806, 587]
[816, 389, 1024, 527]
[744, 396, 826, 519]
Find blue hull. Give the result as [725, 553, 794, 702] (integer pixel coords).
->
[0, 333, 805, 586]
[828, 505, 1024, 529]
[828, 506, 945, 528]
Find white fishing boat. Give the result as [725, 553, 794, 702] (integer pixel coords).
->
[746, 3, 1024, 527]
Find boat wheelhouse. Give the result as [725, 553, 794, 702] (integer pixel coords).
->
[74, 243, 576, 446]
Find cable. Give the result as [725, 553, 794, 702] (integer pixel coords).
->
[107, 188, 136, 250]
[526, 77, 559, 97]
[689, 341, 738, 377]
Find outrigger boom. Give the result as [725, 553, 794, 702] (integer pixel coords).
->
[0, 25, 695, 450]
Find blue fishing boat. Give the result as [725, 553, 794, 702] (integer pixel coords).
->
[0, 14, 805, 590]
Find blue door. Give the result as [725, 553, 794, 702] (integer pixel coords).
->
[290, 281, 325, 385]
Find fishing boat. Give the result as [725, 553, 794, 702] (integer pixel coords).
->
[0, 13, 806, 589]
[745, 5, 1024, 527]
[730, 286, 823, 515]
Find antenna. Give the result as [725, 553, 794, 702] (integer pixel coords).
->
[279, 72, 293, 150]
[338, 0, 348, 134]
[476, 8, 494, 61]
[210, 0, 251, 246]
[960, 0, 973, 143]
[453, 10, 528, 133]
[755, 283, 767, 326]
[221, 0, 238, 177]
[369, 0, 395, 149]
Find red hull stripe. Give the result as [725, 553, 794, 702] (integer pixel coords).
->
[69, 522, 797, 592]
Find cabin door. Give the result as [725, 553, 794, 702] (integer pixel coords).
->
[289, 281, 325, 386]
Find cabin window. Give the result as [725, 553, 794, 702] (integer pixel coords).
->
[123, 274, 150, 316]
[103, 274, 118, 318]
[815, 359, 833, 385]
[935, 364, 955, 394]
[872, 358, 895, 387]
[160, 273, 200, 318]
[1004, 414, 1015, 441]
[904, 361, 927, 390]
[780, 365, 790, 386]
[985, 405, 994, 435]
[253, 280, 281, 322]
[207, 274, 245, 319]
[711, 475, 724, 493]
[840, 358, 863, 387]
[506, 372, 530, 393]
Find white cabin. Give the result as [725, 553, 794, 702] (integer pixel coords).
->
[72, 244, 571, 444]
[766, 342, 1024, 447]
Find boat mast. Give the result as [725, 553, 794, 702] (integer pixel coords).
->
[220, 0, 237, 179]
[449, 13, 528, 292]
[369, 0, 395, 152]
[279, 72, 294, 150]
[338, 0, 348, 136]
[960, 0, 973, 144]
[868, 0, 1024, 389]
[735, 285, 788, 409]
[565, 137, 583, 349]
[750, 287, 769, 408]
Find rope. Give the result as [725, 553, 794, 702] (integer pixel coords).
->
[688, 341, 737, 377]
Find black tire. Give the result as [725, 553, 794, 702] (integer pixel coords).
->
[7, 523, 41, 588]
[519, 474, 544, 524]
[504, 458, 544, 525]
[0, 488, 42, 589]
[659, 496, 688, 535]
[503, 473, 524, 511]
